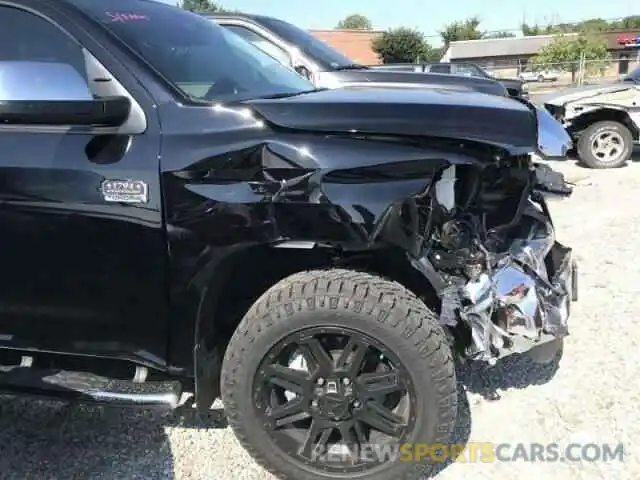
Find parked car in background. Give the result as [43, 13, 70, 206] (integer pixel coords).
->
[423, 62, 528, 99]
[519, 68, 560, 82]
[366, 63, 423, 72]
[212, 14, 571, 160]
[211, 14, 509, 97]
[1, 2, 578, 480]
[371, 61, 528, 99]
[542, 65, 640, 168]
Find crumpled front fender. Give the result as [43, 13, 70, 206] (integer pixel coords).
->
[167, 135, 487, 252]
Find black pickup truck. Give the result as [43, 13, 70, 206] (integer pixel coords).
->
[0, 1, 577, 480]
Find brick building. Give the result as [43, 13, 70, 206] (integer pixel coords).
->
[310, 29, 383, 65]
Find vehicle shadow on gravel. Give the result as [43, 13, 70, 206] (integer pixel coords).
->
[0, 392, 230, 479]
[0, 395, 178, 479]
[457, 350, 562, 400]
[426, 352, 562, 478]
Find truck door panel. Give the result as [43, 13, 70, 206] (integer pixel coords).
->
[0, 3, 168, 364]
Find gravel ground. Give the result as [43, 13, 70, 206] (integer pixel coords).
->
[1, 158, 639, 480]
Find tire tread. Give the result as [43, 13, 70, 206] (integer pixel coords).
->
[221, 268, 457, 480]
[576, 120, 633, 169]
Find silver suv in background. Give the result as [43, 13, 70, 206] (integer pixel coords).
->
[519, 69, 561, 83]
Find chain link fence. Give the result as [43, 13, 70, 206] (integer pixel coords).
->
[482, 57, 639, 91]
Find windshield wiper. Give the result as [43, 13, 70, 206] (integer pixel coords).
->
[333, 64, 370, 71]
[243, 88, 328, 100]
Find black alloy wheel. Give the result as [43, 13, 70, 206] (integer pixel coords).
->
[253, 327, 416, 473]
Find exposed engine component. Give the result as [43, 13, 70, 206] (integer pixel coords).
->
[439, 220, 471, 251]
[434, 165, 456, 213]
[432, 165, 574, 363]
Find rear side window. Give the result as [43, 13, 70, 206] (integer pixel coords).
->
[427, 64, 451, 74]
[454, 64, 483, 77]
[257, 16, 355, 69]
[223, 24, 292, 67]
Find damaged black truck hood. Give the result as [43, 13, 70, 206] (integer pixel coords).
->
[244, 86, 538, 154]
[315, 69, 510, 97]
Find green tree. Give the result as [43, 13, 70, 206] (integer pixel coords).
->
[522, 23, 550, 36]
[530, 33, 610, 81]
[610, 15, 640, 30]
[372, 27, 438, 63]
[336, 14, 372, 30]
[419, 46, 443, 63]
[440, 16, 483, 47]
[180, 0, 236, 14]
[483, 31, 516, 39]
[522, 22, 573, 36]
[523, 15, 640, 36]
[577, 18, 610, 32]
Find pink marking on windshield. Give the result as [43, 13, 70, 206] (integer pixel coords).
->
[106, 12, 150, 23]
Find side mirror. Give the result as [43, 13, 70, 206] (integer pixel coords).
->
[0, 97, 131, 127]
[0, 60, 130, 127]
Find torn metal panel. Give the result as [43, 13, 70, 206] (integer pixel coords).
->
[456, 206, 574, 362]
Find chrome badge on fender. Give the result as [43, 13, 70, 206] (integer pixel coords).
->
[101, 179, 149, 204]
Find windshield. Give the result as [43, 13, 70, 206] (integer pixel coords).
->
[256, 16, 356, 70]
[69, 0, 315, 102]
[623, 64, 640, 83]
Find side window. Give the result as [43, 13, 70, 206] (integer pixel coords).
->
[453, 64, 478, 77]
[223, 25, 293, 67]
[427, 64, 451, 74]
[0, 6, 93, 100]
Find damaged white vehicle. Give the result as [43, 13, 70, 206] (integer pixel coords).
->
[543, 65, 640, 168]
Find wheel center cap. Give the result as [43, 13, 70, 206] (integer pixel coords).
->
[314, 378, 354, 420]
[317, 394, 351, 420]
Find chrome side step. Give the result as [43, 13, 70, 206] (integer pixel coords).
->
[0, 367, 182, 408]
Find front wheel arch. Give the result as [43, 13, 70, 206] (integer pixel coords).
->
[569, 108, 639, 142]
[193, 245, 443, 411]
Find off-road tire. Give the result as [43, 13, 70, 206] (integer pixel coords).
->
[220, 269, 457, 480]
[577, 120, 633, 169]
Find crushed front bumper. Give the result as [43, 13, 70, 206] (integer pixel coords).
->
[501, 241, 577, 358]
[455, 213, 578, 363]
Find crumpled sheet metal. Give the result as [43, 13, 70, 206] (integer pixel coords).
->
[458, 209, 574, 362]
[175, 137, 485, 252]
